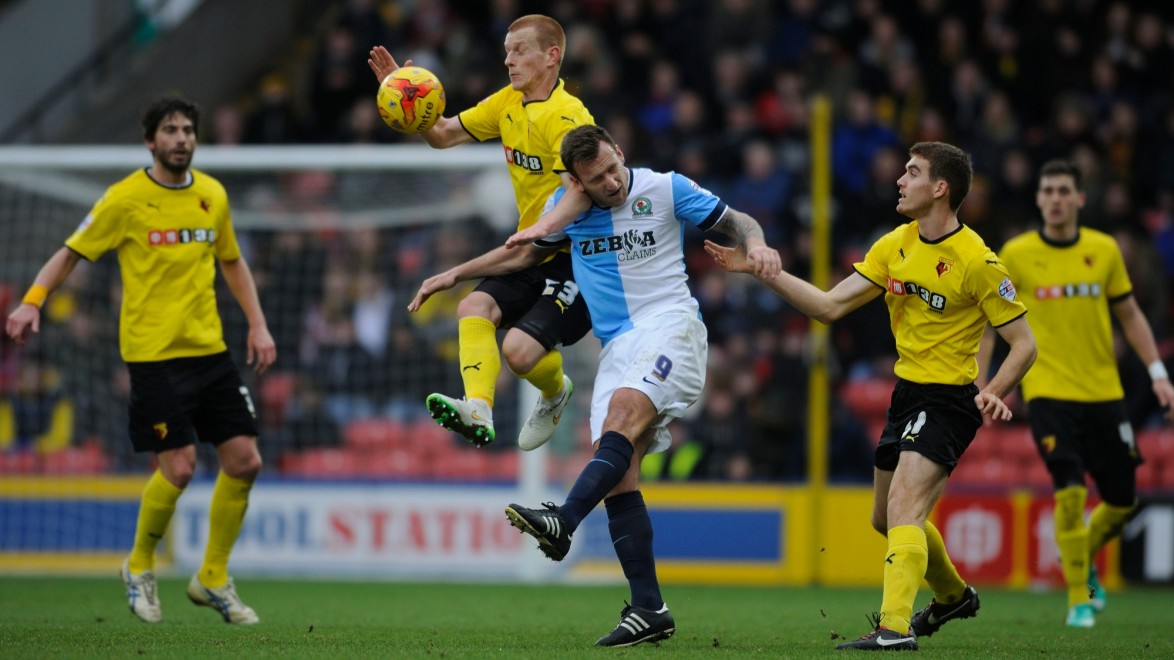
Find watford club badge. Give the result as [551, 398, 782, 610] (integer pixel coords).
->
[153, 422, 169, 440]
[936, 257, 954, 277]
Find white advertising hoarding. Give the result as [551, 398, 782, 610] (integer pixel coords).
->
[172, 482, 564, 580]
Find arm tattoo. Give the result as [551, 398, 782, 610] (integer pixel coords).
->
[713, 209, 765, 246]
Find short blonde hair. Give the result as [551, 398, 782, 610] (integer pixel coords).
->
[508, 14, 565, 66]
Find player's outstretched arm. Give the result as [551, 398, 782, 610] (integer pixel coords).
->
[704, 239, 879, 323]
[5, 247, 81, 345]
[707, 208, 781, 280]
[369, 45, 471, 149]
[407, 243, 554, 313]
[505, 180, 591, 248]
[1112, 295, 1174, 422]
[367, 45, 405, 82]
[976, 315, 1036, 421]
[220, 257, 276, 374]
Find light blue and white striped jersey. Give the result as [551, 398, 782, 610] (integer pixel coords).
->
[537, 168, 727, 344]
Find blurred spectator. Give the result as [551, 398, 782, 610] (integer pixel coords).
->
[833, 88, 901, 198]
[245, 74, 303, 144]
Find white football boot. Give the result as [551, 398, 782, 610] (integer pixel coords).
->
[120, 557, 162, 623]
[517, 375, 574, 451]
[187, 574, 259, 624]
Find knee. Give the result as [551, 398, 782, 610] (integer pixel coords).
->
[160, 448, 197, 486]
[222, 446, 262, 481]
[501, 332, 541, 374]
[456, 293, 497, 322]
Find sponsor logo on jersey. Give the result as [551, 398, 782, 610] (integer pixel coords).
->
[998, 277, 1017, 301]
[1033, 282, 1103, 300]
[887, 278, 947, 312]
[147, 228, 218, 246]
[578, 229, 657, 261]
[504, 146, 543, 172]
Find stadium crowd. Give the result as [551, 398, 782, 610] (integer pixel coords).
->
[4, 0, 1173, 483]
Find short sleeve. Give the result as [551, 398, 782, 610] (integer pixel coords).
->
[1104, 240, 1132, 301]
[853, 230, 897, 288]
[457, 87, 507, 142]
[64, 193, 126, 261]
[971, 250, 1027, 327]
[213, 193, 242, 261]
[669, 172, 725, 230]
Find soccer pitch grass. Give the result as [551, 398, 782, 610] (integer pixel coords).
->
[1, 578, 1171, 658]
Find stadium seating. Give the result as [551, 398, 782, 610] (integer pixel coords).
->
[343, 418, 411, 451]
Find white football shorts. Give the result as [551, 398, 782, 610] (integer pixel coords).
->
[589, 311, 708, 454]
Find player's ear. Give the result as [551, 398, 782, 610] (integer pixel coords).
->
[615, 145, 626, 164]
[934, 178, 948, 201]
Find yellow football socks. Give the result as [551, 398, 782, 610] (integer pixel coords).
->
[1054, 486, 1090, 607]
[879, 525, 928, 634]
[923, 520, 967, 603]
[520, 349, 565, 399]
[458, 317, 500, 407]
[199, 471, 253, 589]
[128, 470, 183, 573]
[1087, 500, 1135, 560]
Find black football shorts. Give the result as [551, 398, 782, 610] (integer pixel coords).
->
[474, 250, 592, 350]
[875, 379, 983, 474]
[1027, 398, 1141, 505]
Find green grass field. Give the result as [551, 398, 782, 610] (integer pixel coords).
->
[1, 577, 1170, 658]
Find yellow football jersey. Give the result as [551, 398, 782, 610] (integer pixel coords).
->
[855, 222, 1027, 385]
[458, 79, 594, 231]
[65, 168, 241, 362]
[999, 228, 1131, 402]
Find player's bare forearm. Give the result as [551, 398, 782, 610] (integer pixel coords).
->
[1113, 296, 1164, 369]
[220, 258, 268, 329]
[220, 257, 276, 373]
[407, 244, 551, 313]
[5, 247, 82, 343]
[418, 116, 474, 149]
[506, 184, 590, 248]
[705, 239, 847, 321]
[1112, 297, 1174, 418]
[709, 209, 781, 279]
[983, 316, 1036, 400]
[757, 269, 878, 325]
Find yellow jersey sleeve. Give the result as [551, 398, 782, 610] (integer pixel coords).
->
[65, 192, 128, 261]
[213, 201, 242, 262]
[458, 87, 509, 142]
[1105, 240, 1132, 300]
[854, 227, 900, 288]
[968, 249, 1025, 328]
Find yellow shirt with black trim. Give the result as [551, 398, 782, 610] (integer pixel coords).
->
[458, 79, 594, 231]
[999, 228, 1131, 402]
[854, 222, 1026, 385]
[65, 167, 241, 362]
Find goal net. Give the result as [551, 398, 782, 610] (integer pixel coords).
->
[0, 145, 599, 567]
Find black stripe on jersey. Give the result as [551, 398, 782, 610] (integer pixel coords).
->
[1108, 290, 1133, 304]
[852, 266, 888, 291]
[456, 114, 479, 142]
[992, 309, 1028, 328]
[66, 245, 95, 263]
[698, 201, 728, 232]
[535, 237, 571, 249]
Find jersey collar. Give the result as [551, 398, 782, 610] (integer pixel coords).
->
[1037, 227, 1081, 248]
